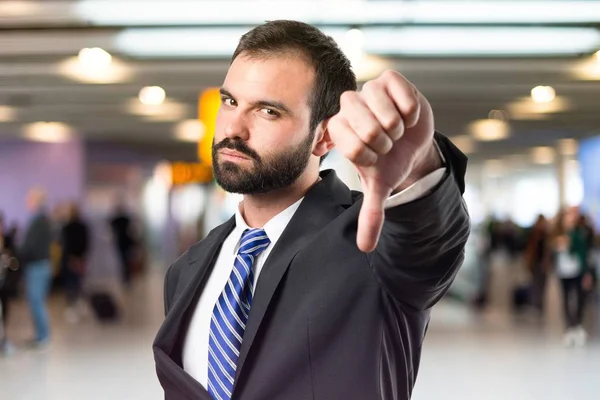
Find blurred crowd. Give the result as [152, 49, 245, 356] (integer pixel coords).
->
[0, 188, 143, 356]
[474, 207, 599, 346]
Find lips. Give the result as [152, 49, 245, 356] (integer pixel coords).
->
[219, 149, 252, 161]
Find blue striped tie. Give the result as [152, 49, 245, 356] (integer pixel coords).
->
[207, 228, 270, 400]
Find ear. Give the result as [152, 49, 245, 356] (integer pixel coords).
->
[312, 119, 335, 158]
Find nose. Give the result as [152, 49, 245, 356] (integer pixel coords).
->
[222, 109, 250, 141]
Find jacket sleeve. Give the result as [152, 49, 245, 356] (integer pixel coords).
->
[164, 264, 175, 316]
[368, 133, 471, 310]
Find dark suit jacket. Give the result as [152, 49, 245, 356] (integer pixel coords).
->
[153, 133, 470, 400]
[19, 212, 53, 265]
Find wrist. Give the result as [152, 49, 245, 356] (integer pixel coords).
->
[393, 139, 443, 193]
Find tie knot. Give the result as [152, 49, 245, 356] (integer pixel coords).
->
[238, 228, 271, 258]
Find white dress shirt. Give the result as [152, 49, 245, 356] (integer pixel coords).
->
[183, 165, 446, 388]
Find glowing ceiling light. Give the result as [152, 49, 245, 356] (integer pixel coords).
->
[139, 86, 166, 106]
[126, 98, 189, 122]
[59, 56, 131, 84]
[175, 119, 205, 142]
[0, 1, 39, 16]
[531, 86, 556, 104]
[468, 119, 510, 142]
[488, 109, 509, 121]
[595, 50, 600, 63]
[0, 106, 17, 122]
[531, 146, 556, 164]
[23, 122, 73, 143]
[78, 47, 113, 70]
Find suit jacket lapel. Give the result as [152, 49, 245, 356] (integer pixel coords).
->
[154, 217, 235, 361]
[234, 170, 353, 389]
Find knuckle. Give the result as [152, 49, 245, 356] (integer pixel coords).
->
[381, 114, 402, 132]
[360, 80, 378, 93]
[339, 90, 357, 105]
[347, 145, 365, 162]
[381, 69, 400, 81]
[360, 124, 381, 143]
[404, 98, 419, 117]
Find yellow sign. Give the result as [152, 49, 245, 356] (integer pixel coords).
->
[198, 87, 221, 165]
[171, 162, 213, 185]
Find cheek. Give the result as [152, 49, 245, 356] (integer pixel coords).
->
[250, 119, 303, 147]
[213, 110, 227, 141]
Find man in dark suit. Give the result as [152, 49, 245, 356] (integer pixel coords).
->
[19, 188, 53, 347]
[154, 20, 470, 400]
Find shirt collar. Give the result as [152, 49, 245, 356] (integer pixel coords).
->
[232, 197, 304, 255]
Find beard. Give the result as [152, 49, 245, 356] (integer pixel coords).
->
[212, 133, 314, 194]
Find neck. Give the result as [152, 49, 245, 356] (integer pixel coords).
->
[240, 170, 320, 228]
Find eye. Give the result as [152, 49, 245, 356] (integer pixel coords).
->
[221, 97, 237, 107]
[260, 108, 279, 117]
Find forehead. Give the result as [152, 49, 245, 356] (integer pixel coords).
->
[223, 53, 315, 107]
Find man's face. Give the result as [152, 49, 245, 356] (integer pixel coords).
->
[212, 53, 316, 194]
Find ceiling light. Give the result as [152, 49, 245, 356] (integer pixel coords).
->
[570, 56, 600, 81]
[175, 119, 205, 142]
[364, 27, 600, 56]
[126, 98, 189, 122]
[0, 1, 39, 17]
[58, 56, 131, 84]
[488, 109, 509, 121]
[558, 139, 578, 156]
[114, 26, 600, 57]
[507, 96, 569, 118]
[0, 106, 17, 122]
[75, 1, 600, 25]
[449, 135, 476, 154]
[531, 86, 556, 104]
[531, 146, 555, 165]
[78, 47, 112, 70]
[468, 119, 510, 142]
[139, 86, 166, 106]
[23, 122, 73, 143]
[343, 28, 365, 58]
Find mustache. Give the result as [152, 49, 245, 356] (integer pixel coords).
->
[213, 138, 261, 162]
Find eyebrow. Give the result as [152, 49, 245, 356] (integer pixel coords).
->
[220, 87, 293, 116]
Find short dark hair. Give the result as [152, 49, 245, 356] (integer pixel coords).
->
[232, 20, 357, 161]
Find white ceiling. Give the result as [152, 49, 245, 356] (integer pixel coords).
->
[0, 0, 599, 163]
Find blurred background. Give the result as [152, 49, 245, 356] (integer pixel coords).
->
[0, 0, 599, 399]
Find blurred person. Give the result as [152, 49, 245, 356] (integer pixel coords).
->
[60, 203, 90, 323]
[552, 209, 592, 347]
[109, 199, 134, 286]
[153, 21, 469, 400]
[1, 214, 19, 356]
[473, 216, 501, 308]
[525, 215, 551, 314]
[501, 217, 525, 262]
[50, 201, 69, 287]
[19, 187, 53, 347]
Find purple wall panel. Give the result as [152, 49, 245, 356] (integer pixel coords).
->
[0, 140, 85, 230]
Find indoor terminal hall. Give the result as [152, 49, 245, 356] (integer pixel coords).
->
[1, 1, 600, 400]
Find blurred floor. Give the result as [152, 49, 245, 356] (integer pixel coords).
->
[1, 272, 599, 400]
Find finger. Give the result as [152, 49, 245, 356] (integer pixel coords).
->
[357, 176, 391, 253]
[328, 116, 378, 167]
[381, 71, 421, 129]
[340, 91, 394, 155]
[360, 81, 405, 142]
